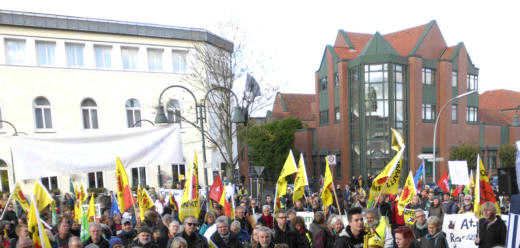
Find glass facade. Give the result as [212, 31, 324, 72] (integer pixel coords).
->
[350, 63, 407, 177]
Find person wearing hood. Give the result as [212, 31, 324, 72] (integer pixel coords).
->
[418, 216, 447, 248]
[210, 218, 242, 248]
[272, 210, 299, 248]
[128, 226, 158, 248]
[334, 207, 366, 248]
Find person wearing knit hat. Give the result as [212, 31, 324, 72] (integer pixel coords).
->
[127, 226, 157, 248]
[109, 237, 124, 248]
[367, 236, 384, 248]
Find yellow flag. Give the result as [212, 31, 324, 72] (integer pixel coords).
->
[179, 153, 201, 222]
[11, 182, 30, 211]
[474, 154, 500, 218]
[397, 171, 417, 215]
[293, 154, 308, 203]
[78, 183, 87, 205]
[138, 186, 154, 221]
[403, 208, 416, 226]
[115, 157, 134, 212]
[28, 196, 52, 248]
[74, 202, 81, 223]
[368, 129, 405, 207]
[277, 150, 298, 197]
[321, 158, 333, 207]
[33, 181, 53, 212]
[87, 194, 96, 222]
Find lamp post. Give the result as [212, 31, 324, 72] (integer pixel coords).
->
[154, 85, 245, 189]
[432, 90, 478, 181]
[131, 119, 155, 128]
[0, 120, 21, 136]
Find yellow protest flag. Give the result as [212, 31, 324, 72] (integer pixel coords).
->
[138, 186, 154, 221]
[33, 180, 53, 212]
[397, 171, 417, 215]
[115, 157, 134, 212]
[28, 196, 53, 248]
[293, 154, 308, 203]
[87, 194, 96, 222]
[321, 158, 333, 207]
[474, 154, 500, 218]
[179, 153, 200, 222]
[277, 150, 297, 197]
[11, 182, 30, 211]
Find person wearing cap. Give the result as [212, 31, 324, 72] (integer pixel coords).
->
[176, 216, 209, 248]
[367, 236, 384, 248]
[108, 236, 124, 248]
[214, 204, 225, 218]
[128, 226, 158, 248]
[118, 217, 137, 247]
[83, 223, 110, 248]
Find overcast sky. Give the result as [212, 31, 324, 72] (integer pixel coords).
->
[2, 0, 518, 110]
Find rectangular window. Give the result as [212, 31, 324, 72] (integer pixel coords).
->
[467, 107, 478, 123]
[94, 45, 112, 68]
[452, 71, 457, 88]
[467, 74, 478, 90]
[5, 39, 26, 64]
[121, 47, 139, 70]
[41, 176, 58, 191]
[132, 167, 147, 186]
[319, 77, 328, 91]
[335, 154, 341, 178]
[147, 49, 163, 71]
[88, 171, 104, 188]
[334, 73, 339, 87]
[335, 107, 340, 123]
[320, 110, 329, 125]
[172, 50, 187, 73]
[422, 104, 435, 121]
[36, 42, 56, 66]
[487, 151, 497, 169]
[66, 43, 84, 67]
[452, 104, 458, 122]
[422, 68, 434, 85]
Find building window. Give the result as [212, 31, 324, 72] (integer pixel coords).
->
[422, 104, 435, 121]
[121, 47, 139, 70]
[467, 74, 478, 90]
[171, 164, 186, 184]
[452, 104, 458, 122]
[132, 167, 147, 186]
[33, 97, 53, 130]
[467, 107, 478, 123]
[334, 73, 339, 87]
[167, 99, 182, 124]
[5, 39, 26, 64]
[172, 50, 187, 73]
[147, 49, 163, 71]
[126, 99, 141, 128]
[319, 110, 329, 125]
[422, 68, 434, 85]
[452, 71, 457, 88]
[66, 43, 84, 67]
[335, 107, 340, 123]
[336, 154, 341, 178]
[81, 98, 98, 129]
[319, 77, 328, 91]
[94, 45, 112, 68]
[88, 171, 104, 188]
[36, 41, 56, 66]
[41, 176, 58, 191]
[0, 160, 9, 192]
[487, 151, 497, 169]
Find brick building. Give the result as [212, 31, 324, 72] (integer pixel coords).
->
[263, 21, 520, 188]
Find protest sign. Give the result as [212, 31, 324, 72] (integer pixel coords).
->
[448, 161, 470, 185]
[159, 188, 207, 206]
[442, 213, 478, 248]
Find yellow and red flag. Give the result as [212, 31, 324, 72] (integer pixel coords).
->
[87, 194, 96, 222]
[115, 157, 135, 212]
[474, 154, 501, 218]
[293, 153, 309, 203]
[137, 186, 154, 221]
[11, 182, 29, 211]
[77, 183, 87, 205]
[321, 158, 333, 208]
[169, 191, 178, 212]
[28, 195, 52, 248]
[397, 171, 417, 215]
[179, 153, 201, 222]
[33, 181, 53, 212]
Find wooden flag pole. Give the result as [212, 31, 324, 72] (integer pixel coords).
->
[330, 172, 343, 219]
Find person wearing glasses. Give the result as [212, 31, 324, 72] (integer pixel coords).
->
[210, 218, 242, 248]
[411, 209, 428, 243]
[177, 216, 209, 248]
[272, 210, 299, 248]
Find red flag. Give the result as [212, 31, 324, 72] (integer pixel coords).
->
[437, 170, 450, 193]
[169, 191, 178, 211]
[452, 185, 464, 198]
[209, 174, 225, 203]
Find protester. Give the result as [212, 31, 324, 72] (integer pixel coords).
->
[257, 206, 273, 229]
[230, 220, 250, 244]
[9, 224, 29, 248]
[127, 226, 157, 248]
[418, 216, 447, 248]
[118, 217, 137, 246]
[176, 216, 209, 248]
[272, 210, 298, 248]
[475, 201, 506, 247]
[16, 237, 34, 248]
[328, 215, 343, 239]
[334, 207, 366, 248]
[68, 236, 83, 248]
[54, 220, 72, 248]
[458, 195, 473, 213]
[199, 211, 216, 235]
[394, 227, 418, 248]
[210, 218, 242, 248]
[426, 197, 443, 222]
[309, 211, 330, 248]
[257, 226, 274, 248]
[169, 220, 182, 238]
[411, 209, 427, 243]
[235, 206, 253, 235]
[171, 237, 188, 248]
[83, 223, 110, 248]
[364, 208, 392, 248]
[291, 216, 311, 248]
[247, 199, 261, 216]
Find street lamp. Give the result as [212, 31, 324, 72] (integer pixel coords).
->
[432, 90, 478, 181]
[131, 119, 155, 128]
[0, 120, 26, 136]
[154, 85, 245, 188]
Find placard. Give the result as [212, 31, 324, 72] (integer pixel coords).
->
[442, 213, 478, 248]
[448, 161, 470, 185]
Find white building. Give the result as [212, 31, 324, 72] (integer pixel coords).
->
[0, 10, 234, 194]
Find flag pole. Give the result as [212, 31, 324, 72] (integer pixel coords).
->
[0, 191, 14, 220]
[330, 175, 343, 219]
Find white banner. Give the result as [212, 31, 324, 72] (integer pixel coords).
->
[442, 213, 478, 248]
[448, 161, 470, 185]
[296, 211, 348, 229]
[9, 125, 184, 180]
[159, 188, 207, 206]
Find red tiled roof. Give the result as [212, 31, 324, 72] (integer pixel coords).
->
[479, 108, 510, 125]
[334, 32, 372, 59]
[384, 23, 429, 56]
[441, 46, 456, 60]
[275, 93, 314, 120]
[479, 90, 520, 125]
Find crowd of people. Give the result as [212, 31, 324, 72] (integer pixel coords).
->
[0, 178, 509, 248]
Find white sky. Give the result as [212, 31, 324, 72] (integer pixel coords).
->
[2, 0, 519, 106]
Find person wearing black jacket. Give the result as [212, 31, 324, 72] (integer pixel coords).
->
[210, 219, 242, 248]
[118, 218, 137, 247]
[235, 206, 253, 235]
[128, 226, 158, 248]
[176, 216, 209, 248]
[272, 210, 299, 248]
[475, 202, 506, 248]
[334, 207, 366, 248]
[82, 223, 110, 248]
